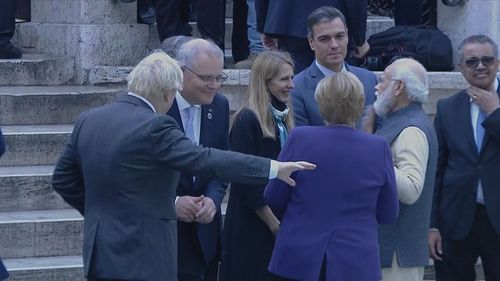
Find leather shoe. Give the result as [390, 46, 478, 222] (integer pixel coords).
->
[0, 42, 22, 59]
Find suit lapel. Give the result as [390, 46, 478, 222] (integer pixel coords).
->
[199, 105, 214, 146]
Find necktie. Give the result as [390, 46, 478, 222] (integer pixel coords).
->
[184, 106, 196, 143]
[475, 110, 485, 151]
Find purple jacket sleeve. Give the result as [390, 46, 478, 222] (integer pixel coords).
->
[376, 141, 399, 224]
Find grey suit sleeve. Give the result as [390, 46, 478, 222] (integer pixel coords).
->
[150, 115, 271, 185]
[52, 118, 86, 215]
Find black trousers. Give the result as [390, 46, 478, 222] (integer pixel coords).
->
[435, 204, 500, 281]
[231, 0, 249, 63]
[178, 223, 219, 281]
[155, 0, 226, 50]
[0, 0, 16, 46]
[273, 255, 326, 281]
[393, 0, 423, 25]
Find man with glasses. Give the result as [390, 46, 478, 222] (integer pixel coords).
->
[167, 38, 229, 281]
[429, 34, 500, 281]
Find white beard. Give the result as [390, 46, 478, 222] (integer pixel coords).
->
[373, 89, 395, 117]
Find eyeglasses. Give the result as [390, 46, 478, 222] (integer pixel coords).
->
[464, 56, 496, 68]
[183, 66, 228, 83]
[378, 74, 400, 84]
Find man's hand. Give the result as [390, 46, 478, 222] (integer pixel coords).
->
[277, 161, 316, 186]
[175, 196, 204, 222]
[361, 105, 377, 134]
[195, 197, 217, 224]
[428, 229, 443, 261]
[262, 34, 278, 50]
[468, 86, 500, 115]
[352, 41, 370, 58]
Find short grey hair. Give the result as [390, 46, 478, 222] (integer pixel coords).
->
[161, 35, 194, 58]
[458, 35, 499, 63]
[176, 38, 224, 69]
[127, 52, 183, 100]
[307, 6, 347, 38]
[389, 58, 429, 103]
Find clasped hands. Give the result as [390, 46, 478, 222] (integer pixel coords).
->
[176, 195, 216, 224]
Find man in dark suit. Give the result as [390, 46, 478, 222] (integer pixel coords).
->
[291, 6, 377, 127]
[52, 51, 315, 281]
[167, 39, 229, 281]
[155, 0, 226, 50]
[256, 0, 369, 72]
[0, 0, 22, 59]
[429, 35, 500, 281]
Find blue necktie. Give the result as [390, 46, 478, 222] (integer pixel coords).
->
[184, 106, 196, 143]
[475, 110, 485, 151]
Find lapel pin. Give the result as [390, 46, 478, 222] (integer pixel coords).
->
[207, 112, 213, 120]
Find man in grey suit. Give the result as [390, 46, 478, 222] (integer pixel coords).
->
[291, 6, 377, 127]
[52, 52, 314, 281]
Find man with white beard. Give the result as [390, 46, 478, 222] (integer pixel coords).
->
[363, 58, 438, 281]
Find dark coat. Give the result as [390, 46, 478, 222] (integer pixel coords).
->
[52, 94, 271, 281]
[220, 108, 282, 281]
[431, 84, 500, 239]
[255, 0, 367, 46]
[167, 94, 230, 270]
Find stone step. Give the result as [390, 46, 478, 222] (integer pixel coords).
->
[0, 209, 83, 259]
[0, 125, 72, 167]
[0, 54, 74, 86]
[0, 85, 124, 125]
[4, 255, 84, 281]
[0, 165, 70, 212]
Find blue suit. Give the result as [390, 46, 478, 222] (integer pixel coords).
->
[291, 62, 377, 126]
[265, 125, 399, 281]
[167, 94, 230, 280]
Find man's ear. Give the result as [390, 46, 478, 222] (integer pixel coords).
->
[394, 80, 405, 96]
[308, 36, 315, 51]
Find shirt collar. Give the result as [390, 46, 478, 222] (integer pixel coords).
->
[127, 92, 156, 113]
[176, 91, 201, 111]
[315, 60, 347, 76]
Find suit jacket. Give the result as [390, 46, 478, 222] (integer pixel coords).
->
[255, 0, 367, 46]
[52, 94, 271, 281]
[264, 125, 399, 281]
[167, 94, 229, 265]
[431, 84, 500, 240]
[291, 62, 377, 126]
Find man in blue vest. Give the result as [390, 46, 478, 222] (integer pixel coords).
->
[364, 58, 438, 281]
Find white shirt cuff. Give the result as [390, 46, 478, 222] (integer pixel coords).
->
[269, 160, 278, 179]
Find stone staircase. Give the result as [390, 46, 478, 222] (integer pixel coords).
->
[0, 1, 491, 280]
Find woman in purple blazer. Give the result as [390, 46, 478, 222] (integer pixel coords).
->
[264, 72, 399, 281]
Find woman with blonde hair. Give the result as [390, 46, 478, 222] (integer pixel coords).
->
[265, 72, 399, 281]
[220, 51, 295, 281]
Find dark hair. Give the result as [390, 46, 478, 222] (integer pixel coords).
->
[307, 6, 347, 38]
[458, 35, 498, 63]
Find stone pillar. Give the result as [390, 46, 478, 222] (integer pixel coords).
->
[16, 0, 155, 84]
[438, 0, 500, 68]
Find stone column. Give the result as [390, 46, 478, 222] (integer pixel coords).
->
[438, 0, 500, 68]
[17, 0, 155, 84]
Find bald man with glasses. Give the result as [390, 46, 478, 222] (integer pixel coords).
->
[429, 34, 500, 281]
